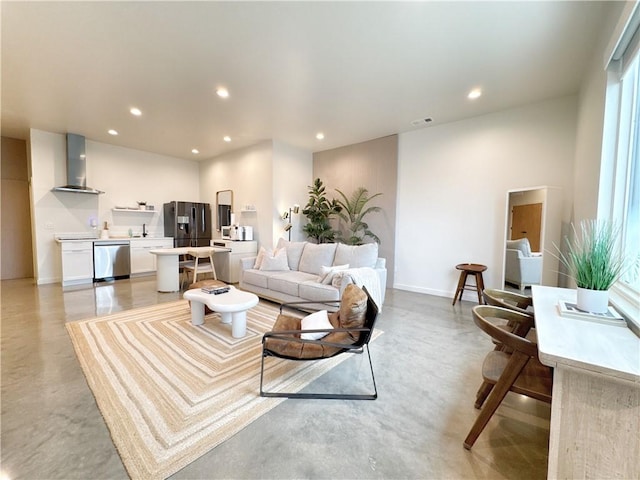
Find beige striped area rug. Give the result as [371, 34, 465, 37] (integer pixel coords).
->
[66, 300, 375, 479]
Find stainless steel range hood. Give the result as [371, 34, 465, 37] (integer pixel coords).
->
[52, 133, 104, 195]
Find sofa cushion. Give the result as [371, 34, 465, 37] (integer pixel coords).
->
[242, 269, 279, 289]
[259, 248, 290, 271]
[298, 243, 338, 275]
[333, 243, 378, 268]
[276, 238, 307, 271]
[299, 281, 341, 303]
[268, 271, 317, 297]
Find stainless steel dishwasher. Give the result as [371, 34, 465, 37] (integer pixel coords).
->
[93, 240, 131, 282]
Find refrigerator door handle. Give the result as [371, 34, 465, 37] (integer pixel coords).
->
[201, 207, 206, 233]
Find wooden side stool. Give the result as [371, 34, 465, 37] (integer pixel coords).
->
[452, 263, 487, 305]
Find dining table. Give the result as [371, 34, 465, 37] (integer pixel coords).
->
[150, 245, 231, 292]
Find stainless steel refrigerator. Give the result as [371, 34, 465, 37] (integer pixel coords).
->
[163, 201, 212, 247]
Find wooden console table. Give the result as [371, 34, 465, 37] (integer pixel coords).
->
[532, 285, 639, 479]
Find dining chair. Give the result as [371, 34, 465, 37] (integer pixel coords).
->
[178, 253, 193, 289]
[482, 287, 537, 339]
[482, 288, 534, 318]
[473, 292, 538, 408]
[464, 305, 552, 450]
[183, 248, 217, 285]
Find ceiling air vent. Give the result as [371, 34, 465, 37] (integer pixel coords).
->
[411, 118, 433, 127]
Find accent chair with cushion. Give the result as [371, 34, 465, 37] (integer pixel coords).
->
[504, 238, 542, 291]
[259, 284, 379, 400]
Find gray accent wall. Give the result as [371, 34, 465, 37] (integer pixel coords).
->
[313, 135, 398, 285]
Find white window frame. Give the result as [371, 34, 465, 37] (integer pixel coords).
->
[601, 5, 640, 327]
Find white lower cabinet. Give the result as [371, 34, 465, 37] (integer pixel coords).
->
[210, 239, 257, 283]
[130, 238, 173, 275]
[61, 241, 94, 286]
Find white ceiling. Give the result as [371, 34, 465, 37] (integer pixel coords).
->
[1, 1, 613, 160]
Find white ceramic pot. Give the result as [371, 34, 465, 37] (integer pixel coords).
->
[576, 287, 609, 313]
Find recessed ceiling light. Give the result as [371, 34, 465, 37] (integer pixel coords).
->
[223, 136, 231, 142]
[108, 129, 118, 136]
[216, 88, 229, 98]
[191, 149, 199, 154]
[316, 132, 325, 140]
[467, 88, 482, 100]
[130, 107, 142, 116]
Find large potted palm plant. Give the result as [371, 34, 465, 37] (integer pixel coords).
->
[335, 187, 382, 245]
[556, 219, 626, 313]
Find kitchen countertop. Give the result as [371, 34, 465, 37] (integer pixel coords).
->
[55, 235, 173, 243]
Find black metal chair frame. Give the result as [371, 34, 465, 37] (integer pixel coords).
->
[259, 286, 379, 400]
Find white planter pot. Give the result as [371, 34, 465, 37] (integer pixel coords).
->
[576, 287, 609, 314]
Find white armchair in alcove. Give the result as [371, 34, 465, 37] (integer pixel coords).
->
[504, 238, 543, 291]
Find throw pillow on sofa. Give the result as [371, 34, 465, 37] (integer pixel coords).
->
[253, 246, 271, 269]
[276, 238, 307, 271]
[318, 264, 349, 284]
[259, 248, 290, 271]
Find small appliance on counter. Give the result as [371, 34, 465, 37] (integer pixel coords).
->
[229, 226, 253, 241]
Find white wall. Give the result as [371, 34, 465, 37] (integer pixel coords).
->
[29, 129, 199, 284]
[573, 46, 609, 224]
[199, 140, 312, 248]
[199, 141, 274, 246]
[574, 2, 627, 224]
[272, 141, 313, 245]
[89, 140, 200, 238]
[395, 96, 578, 300]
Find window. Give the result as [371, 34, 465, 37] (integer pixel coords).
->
[602, 7, 640, 323]
[617, 54, 640, 290]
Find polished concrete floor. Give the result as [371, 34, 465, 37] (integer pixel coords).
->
[1, 277, 550, 479]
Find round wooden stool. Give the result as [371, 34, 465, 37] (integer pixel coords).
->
[452, 263, 487, 305]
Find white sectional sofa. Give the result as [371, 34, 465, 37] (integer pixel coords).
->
[240, 238, 386, 307]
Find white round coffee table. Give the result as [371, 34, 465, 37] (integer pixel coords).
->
[183, 286, 259, 338]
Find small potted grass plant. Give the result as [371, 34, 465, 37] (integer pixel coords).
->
[557, 219, 626, 313]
